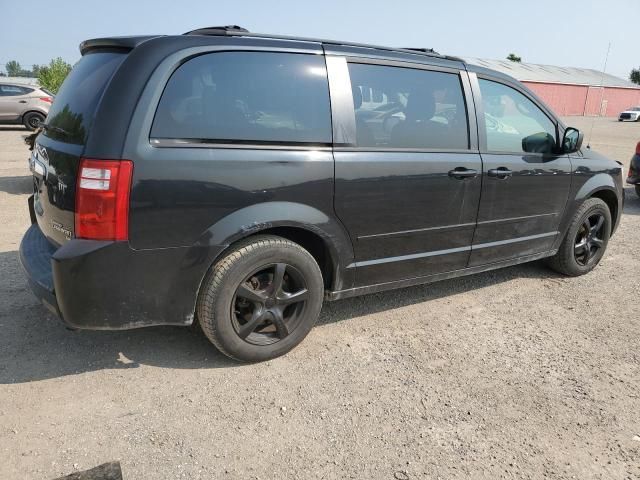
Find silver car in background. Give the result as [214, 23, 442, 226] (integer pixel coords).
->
[0, 83, 52, 130]
[618, 106, 640, 122]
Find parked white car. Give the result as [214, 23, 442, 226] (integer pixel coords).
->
[618, 106, 640, 122]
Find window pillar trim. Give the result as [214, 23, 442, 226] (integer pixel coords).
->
[467, 72, 487, 153]
[325, 55, 357, 146]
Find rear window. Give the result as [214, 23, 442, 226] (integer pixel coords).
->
[151, 52, 332, 145]
[44, 51, 126, 145]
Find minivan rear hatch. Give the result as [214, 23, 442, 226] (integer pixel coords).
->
[31, 51, 126, 246]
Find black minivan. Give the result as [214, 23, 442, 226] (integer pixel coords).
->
[20, 26, 624, 362]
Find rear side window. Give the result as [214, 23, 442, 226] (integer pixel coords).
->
[44, 52, 126, 145]
[0, 85, 33, 96]
[151, 52, 332, 145]
[347, 63, 469, 149]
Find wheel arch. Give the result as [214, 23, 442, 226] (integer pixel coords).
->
[20, 109, 47, 121]
[554, 174, 622, 251]
[192, 201, 355, 294]
[249, 226, 336, 290]
[589, 188, 619, 232]
[573, 170, 621, 231]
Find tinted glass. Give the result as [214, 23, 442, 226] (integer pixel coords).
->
[0, 85, 29, 96]
[479, 79, 556, 154]
[44, 52, 126, 145]
[151, 52, 332, 144]
[347, 63, 468, 149]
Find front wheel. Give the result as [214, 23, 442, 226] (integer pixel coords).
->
[197, 235, 324, 362]
[547, 198, 611, 276]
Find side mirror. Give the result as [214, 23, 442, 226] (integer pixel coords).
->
[562, 127, 584, 154]
[522, 132, 555, 154]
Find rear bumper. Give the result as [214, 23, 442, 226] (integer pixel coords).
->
[20, 219, 226, 330]
[19, 223, 62, 319]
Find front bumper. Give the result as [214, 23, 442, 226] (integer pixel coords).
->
[627, 155, 640, 185]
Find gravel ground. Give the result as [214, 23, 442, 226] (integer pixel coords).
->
[0, 117, 639, 480]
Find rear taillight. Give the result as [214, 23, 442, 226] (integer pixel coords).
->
[39, 97, 53, 103]
[636, 141, 640, 156]
[75, 158, 133, 241]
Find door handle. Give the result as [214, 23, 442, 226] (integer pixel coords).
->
[18, 100, 27, 103]
[448, 167, 478, 179]
[488, 167, 513, 179]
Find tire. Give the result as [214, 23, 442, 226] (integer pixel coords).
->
[23, 112, 45, 131]
[197, 235, 324, 362]
[547, 198, 611, 276]
[635, 185, 640, 198]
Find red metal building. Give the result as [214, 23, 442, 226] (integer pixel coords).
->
[465, 58, 640, 117]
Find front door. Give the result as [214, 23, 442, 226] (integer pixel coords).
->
[332, 59, 482, 286]
[469, 76, 572, 266]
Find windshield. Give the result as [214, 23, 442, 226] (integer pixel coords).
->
[43, 51, 126, 144]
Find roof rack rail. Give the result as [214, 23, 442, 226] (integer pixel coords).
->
[403, 47, 440, 55]
[180, 27, 461, 63]
[183, 25, 249, 36]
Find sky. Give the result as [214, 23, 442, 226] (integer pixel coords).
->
[2, 0, 638, 80]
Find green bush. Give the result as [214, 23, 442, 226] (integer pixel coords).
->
[37, 57, 72, 94]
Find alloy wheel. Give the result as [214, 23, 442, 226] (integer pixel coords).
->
[231, 263, 309, 346]
[574, 212, 605, 266]
[29, 116, 42, 129]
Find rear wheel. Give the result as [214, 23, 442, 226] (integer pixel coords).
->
[547, 198, 611, 276]
[197, 235, 324, 362]
[635, 185, 640, 198]
[23, 112, 45, 131]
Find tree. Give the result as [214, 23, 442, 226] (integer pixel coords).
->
[3, 60, 40, 78]
[631, 68, 640, 85]
[37, 57, 72, 94]
[507, 53, 522, 63]
[5, 60, 22, 76]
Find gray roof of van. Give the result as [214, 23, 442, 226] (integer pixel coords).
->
[463, 57, 639, 89]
